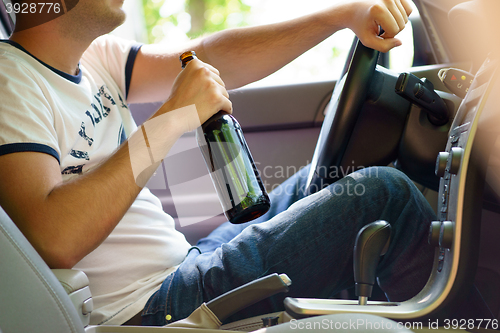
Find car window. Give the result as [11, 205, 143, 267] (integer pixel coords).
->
[0, 0, 417, 85]
[387, 16, 415, 71]
[117, 0, 419, 88]
[116, 0, 356, 87]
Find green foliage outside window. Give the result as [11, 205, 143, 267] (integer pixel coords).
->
[142, 0, 251, 43]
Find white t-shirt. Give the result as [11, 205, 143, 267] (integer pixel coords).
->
[0, 35, 191, 325]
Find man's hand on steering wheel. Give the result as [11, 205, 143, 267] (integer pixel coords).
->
[342, 0, 414, 53]
[306, 0, 414, 192]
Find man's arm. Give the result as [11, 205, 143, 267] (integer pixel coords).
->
[0, 58, 231, 269]
[0, 146, 141, 269]
[127, 0, 412, 104]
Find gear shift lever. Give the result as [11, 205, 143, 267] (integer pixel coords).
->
[354, 220, 391, 305]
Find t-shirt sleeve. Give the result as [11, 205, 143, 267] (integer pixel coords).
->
[0, 58, 60, 162]
[83, 35, 143, 101]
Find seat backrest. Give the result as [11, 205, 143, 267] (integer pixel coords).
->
[0, 207, 85, 333]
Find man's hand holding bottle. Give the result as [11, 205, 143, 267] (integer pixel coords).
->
[160, 57, 233, 133]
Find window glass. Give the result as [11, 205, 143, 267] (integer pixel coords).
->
[235, 0, 355, 87]
[388, 10, 417, 71]
[117, 0, 417, 87]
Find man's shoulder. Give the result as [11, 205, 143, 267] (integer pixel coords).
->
[0, 42, 42, 81]
[0, 41, 30, 66]
[83, 34, 142, 63]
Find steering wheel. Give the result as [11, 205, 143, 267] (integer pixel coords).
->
[306, 40, 380, 194]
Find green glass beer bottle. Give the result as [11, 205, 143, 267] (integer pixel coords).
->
[180, 51, 271, 224]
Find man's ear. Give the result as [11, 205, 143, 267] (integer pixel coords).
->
[12, 0, 79, 32]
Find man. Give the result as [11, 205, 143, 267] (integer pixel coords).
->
[0, 0, 436, 326]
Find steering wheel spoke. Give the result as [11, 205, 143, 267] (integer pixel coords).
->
[306, 41, 380, 194]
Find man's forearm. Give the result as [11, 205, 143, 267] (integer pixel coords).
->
[40, 141, 144, 268]
[196, 4, 347, 89]
[127, 3, 348, 103]
[20, 110, 186, 269]
[197, 0, 411, 89]
[128, 0, 411, 104]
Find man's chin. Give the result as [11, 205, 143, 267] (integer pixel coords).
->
[114, 11, 127, 29]
[105, 10, 127, 34]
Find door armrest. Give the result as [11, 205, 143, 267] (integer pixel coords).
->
[51, 269, 93, 327]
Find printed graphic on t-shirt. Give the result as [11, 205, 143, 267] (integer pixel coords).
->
[70, 149, 90, 160]
[79, 122, 94, 146]
[62, 85, 129, 175]
[118, 124, 126, 146]
[62, 164, 84, 175]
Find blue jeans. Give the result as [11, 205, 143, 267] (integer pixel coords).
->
[141, 165, 436, 325]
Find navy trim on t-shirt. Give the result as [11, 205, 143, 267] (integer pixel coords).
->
[0, 40, 82, 84]
[125, 44, 143, 99]
[0, 143, 60, 163]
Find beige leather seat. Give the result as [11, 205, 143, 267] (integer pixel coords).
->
[0, 205, 418, 333]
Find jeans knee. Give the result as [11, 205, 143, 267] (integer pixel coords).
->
[347, 166, 416, 201]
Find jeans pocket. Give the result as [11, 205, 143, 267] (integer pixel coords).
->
[141, 272, 177, 326]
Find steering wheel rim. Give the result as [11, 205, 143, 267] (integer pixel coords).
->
[306, 40, 380, 194]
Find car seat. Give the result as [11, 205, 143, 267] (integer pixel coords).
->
[0, 204, 420, 333]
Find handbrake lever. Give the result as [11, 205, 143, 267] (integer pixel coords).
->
[206, 273, 291, 323]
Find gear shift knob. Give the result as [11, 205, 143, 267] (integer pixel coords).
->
[354, 220, 391, 305]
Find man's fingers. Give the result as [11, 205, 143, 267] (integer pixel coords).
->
[191, 58, 219, 76]
[374, 0, 412, 39]
[185, 58, 221, 78]
[382, 1, 406, 32]
[218, 82, 230, 99]
[220, 96, 233, 114]
[203, 62, 221, 77]
[373, 5, 400, 38]
[393, 0, 409, 25]
[191, 59, 227, 88]
[400, 0, 414, 16]
[362, 34, 402, 53]
[209, 70, 226, 88]
[350, 0, 414, 53]
[186, 59, 228, 92]
[199, 64, 231, 113]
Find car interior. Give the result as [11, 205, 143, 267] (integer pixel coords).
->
[1, 0, 500, 332]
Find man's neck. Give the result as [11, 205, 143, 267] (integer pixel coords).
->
[9, 27, 92, 76]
